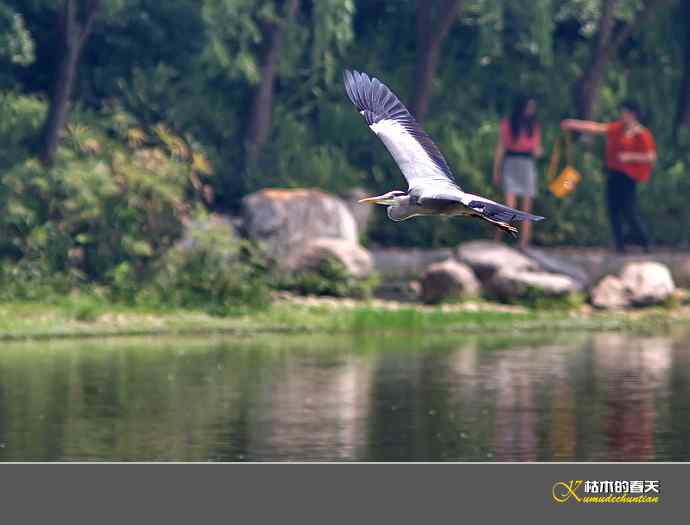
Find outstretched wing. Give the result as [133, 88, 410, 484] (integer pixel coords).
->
[343, 69, 460, 192]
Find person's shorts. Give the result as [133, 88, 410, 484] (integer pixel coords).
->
[502, 155, 537, 197]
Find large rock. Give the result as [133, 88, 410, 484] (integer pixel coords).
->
[371, 248, 454, 280]
[341, 187, 373, 236]
[620, 261, 675, 306]
[523, 247, 690, 289]
[242, 188, 357, 263]
[590, 275, 631, 309]
[521, 247, 590, 290]
[488, 267, 579, 302]
[456, 241, 538, 282]
[420, 260, 481, 304]
[590, 261, 675, 308]
[283, 238, 373, 279]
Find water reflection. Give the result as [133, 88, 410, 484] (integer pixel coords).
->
[0, 330, 688, 461]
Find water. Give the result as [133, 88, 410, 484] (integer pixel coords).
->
[1, 328, 689, 461]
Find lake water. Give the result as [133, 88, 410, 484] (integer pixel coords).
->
[1, 328, 689, 461]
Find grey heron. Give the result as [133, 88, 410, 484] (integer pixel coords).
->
[343, 70, 544, 237]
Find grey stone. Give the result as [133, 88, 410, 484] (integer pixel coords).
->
[620, 261, 675, 306]
[420, 259, 481, 304]
[488, 267, 579, 302]
[590, 275, 631, 309]
[284, 238, 373, 279]
[242, 188, 357, 264]
[457, 241, 539, 281]
[371, 248, 454, 280]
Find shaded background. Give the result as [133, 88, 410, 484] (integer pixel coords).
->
[0, 1, 688, 289]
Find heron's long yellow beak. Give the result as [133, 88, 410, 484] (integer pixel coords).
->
[358, 195, 385, 204]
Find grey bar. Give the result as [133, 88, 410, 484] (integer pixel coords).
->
[0, 464, 683, 523]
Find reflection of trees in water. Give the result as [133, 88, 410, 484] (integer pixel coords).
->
[364, 332, 680, 462]
[670, 330, 690, 460]
[0, 331, 687, 461]
[591, 334, 674, 461]
[480, 343, 580, 461]
[550, 377, 576, 460]
[483, 333, 678, 461]
[244, 354, 374, 461]
[366, 341, 565, 461]
[0, 341, 277, 460]
[492, 351, 536, 461]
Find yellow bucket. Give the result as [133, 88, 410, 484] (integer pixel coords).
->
[547, 131, 581, 198]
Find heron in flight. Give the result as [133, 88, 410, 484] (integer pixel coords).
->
[343, 70, 544, 237]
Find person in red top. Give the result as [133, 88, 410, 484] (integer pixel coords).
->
[561, 101, 657, 253]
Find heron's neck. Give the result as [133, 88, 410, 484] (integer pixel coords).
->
[392, 194, 412, 207]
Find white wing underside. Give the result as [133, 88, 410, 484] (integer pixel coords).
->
[368, 118, 515, 213]
[369, 119, 461, 196]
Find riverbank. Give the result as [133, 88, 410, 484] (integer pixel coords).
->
[1, 294, 689, 341]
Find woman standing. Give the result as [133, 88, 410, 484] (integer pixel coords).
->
[561, 101, 656, 253]
[493, 96, 543, 249]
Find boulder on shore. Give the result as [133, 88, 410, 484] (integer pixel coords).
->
[283, 238, 373, 279]
[520, 247, 590, 290]
[371, 248, 454, 280]
[487, 267, 579, 302]
[456, 241, 539, 282]
[242, 188, 357, 263]
[620, 261, 675, 306]
[341, 187, 373, 236]
[590, 275, 631, 309]
[589, 261, 675, 308]
[420, 259, 481, 304]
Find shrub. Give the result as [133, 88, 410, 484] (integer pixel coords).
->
[144, 215, 271, 314]
[277, 257, 379, 299]
[0, 103, 214, 281]
[0, 258, 80, 302]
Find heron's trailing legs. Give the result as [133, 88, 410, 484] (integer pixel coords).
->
[471, 213, 519, 238]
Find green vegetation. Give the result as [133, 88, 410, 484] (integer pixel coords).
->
[506, 288, 586, 310]
[0, 298, 686, 341]
[275, 257, 379, 299]
[1, 1, 689, 314]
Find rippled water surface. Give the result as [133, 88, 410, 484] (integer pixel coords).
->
[1, 329, 689, 461]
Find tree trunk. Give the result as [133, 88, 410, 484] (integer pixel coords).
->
[410, 0, 463, 123]
[39, 36, 80, 166]
[574, 0, 658, 119]
[246, 0, 300, 164]
[574, 0, 616, 119]
[675, 0, 690, 135]
[39, 0, 100, 167]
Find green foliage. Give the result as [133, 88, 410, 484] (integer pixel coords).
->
[0, 98, 213, 278]
[142, 216, 271, 315]
[0, 0, 689, 304]
[0, 4, 34, 66]
[278, 257, 379, 299]
[0, 91, 44, 167]
[509, 287, 586, 310]
[0, 259, 79, 302]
